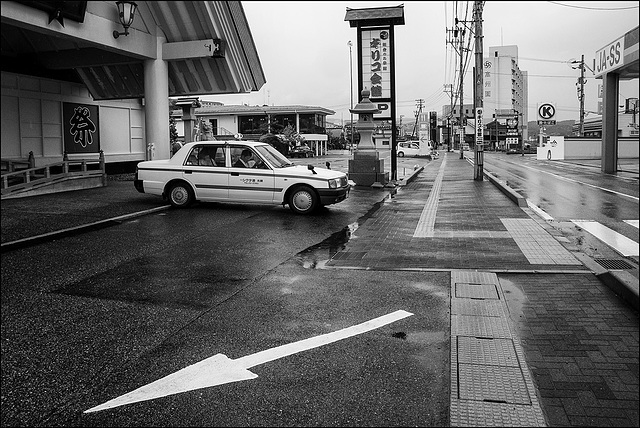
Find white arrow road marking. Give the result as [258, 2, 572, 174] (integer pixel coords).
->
[85, 310, 413, 413]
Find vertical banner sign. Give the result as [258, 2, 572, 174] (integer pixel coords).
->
[475, 108, 484, 147]
[361, 27, 391, 101]
[63, 103, 100, 153]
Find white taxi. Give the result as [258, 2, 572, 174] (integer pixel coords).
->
[134, 141, 351, 214]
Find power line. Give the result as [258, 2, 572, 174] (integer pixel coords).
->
[518, 56, 574, 63]
[548, 1, 639, 11]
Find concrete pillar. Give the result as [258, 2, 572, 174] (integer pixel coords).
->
[601, 72, 619, 174]
[143, 34, 169, 160]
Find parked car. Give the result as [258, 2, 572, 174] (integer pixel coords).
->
[134, 141, 351, 214]
[396, 141, 420, 157]
[289, 144, 314, 158]
[397, 140, 437, 158]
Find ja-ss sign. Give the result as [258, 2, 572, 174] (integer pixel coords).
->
[595, 36, 624, 77]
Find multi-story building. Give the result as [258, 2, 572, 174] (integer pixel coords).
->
[482, 45, 529, 143]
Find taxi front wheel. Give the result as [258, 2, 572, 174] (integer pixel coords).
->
[289, 185, 318, 214]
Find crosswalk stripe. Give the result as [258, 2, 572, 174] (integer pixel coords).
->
[571, 220, 639, 257]
[624, 220, 639, 229]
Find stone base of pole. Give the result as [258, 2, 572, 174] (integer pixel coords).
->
[348, 150, 389, 188]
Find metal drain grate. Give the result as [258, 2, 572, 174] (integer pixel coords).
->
[594, 258, 635, 270]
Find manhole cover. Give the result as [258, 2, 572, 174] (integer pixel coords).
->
[594, 258, 635, 270]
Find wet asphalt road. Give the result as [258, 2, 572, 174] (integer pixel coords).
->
[1, 155, 450, 426]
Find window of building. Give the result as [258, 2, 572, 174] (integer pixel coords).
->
[299, 113, 326, 134]
[209, 119, 218, 136]
[238, 115, 268, 134]
[271, 114, 296, 133]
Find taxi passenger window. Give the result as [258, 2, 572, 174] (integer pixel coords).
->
[187, 145, 226, 167]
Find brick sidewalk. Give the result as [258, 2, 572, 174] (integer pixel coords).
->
[325, 152, 639, 427]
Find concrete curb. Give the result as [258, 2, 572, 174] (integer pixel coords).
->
[483, 170, 528, 207]
[1, 205, 170, 253]
[573, 253, 639, 311]
[398, 165, 424, 186]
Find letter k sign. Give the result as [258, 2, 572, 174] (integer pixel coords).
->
[538, 103, 555, 120]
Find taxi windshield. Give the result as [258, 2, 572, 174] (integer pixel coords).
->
[255, 144, 294, 168]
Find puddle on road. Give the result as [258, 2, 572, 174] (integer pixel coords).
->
[295, 221, 359, 269]
[294, 193, 395, 269]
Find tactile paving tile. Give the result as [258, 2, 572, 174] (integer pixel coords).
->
[455, 283, 500, 299]
[450, 399, 546, 427]
[451, 299, 506, 317]
[457, 337, 520, 367]
[452, 270, 500, 286]
[501, 218, 582, 265]
[457, 363, 531, 404]
[452, 315, 513, 338]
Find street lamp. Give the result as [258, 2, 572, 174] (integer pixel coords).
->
[347, 41, 354, 148]
[113, 1, 138, 39]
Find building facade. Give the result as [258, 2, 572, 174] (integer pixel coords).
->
[171, 103, 335, 156]
[482, 45, 529, 143]
[573, 112, 639, 138]
[1, 1, 265, 168]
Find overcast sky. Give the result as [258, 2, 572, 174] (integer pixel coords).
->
[203, 1, 639, 124]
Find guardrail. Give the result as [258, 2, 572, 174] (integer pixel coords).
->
[1, 151, 106, 196]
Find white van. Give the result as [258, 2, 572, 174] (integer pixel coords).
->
[397, 141, 421, 157]
[396, 140, 436, 158]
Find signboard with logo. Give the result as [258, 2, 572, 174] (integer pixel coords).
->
[594, 36, 625, 78]
[506, 116, 519, 136]
[537, 102, 556, 125]
[63, 103, 100, 154]
[360, 28, 391, 100]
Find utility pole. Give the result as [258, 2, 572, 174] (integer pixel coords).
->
[473, 0, 484, 180]
[444, 84, 454, 151]
[458, 23, 465, 159]
[572, 55, 595, 137]
[411, 99, 424, 139]
[578, 54, 585, 137]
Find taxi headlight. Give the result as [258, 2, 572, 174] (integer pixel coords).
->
[328, 178, 338, 189]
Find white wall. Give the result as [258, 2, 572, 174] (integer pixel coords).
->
[564, 138, 639, 159]
[1, 71, 145, 166]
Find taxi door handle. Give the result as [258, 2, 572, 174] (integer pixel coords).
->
[185, 170, 192, 174]
[231, 172, 239, 176]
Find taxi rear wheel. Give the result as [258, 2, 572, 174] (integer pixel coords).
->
[288, 185, 318, 214]
[168, 182, 194, 208]
[397, 151, 405, 157]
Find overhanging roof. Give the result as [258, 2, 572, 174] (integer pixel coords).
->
[172, 104, 336, 117]
[345, 5, 405, 27]
[1, 1, 266, 100]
